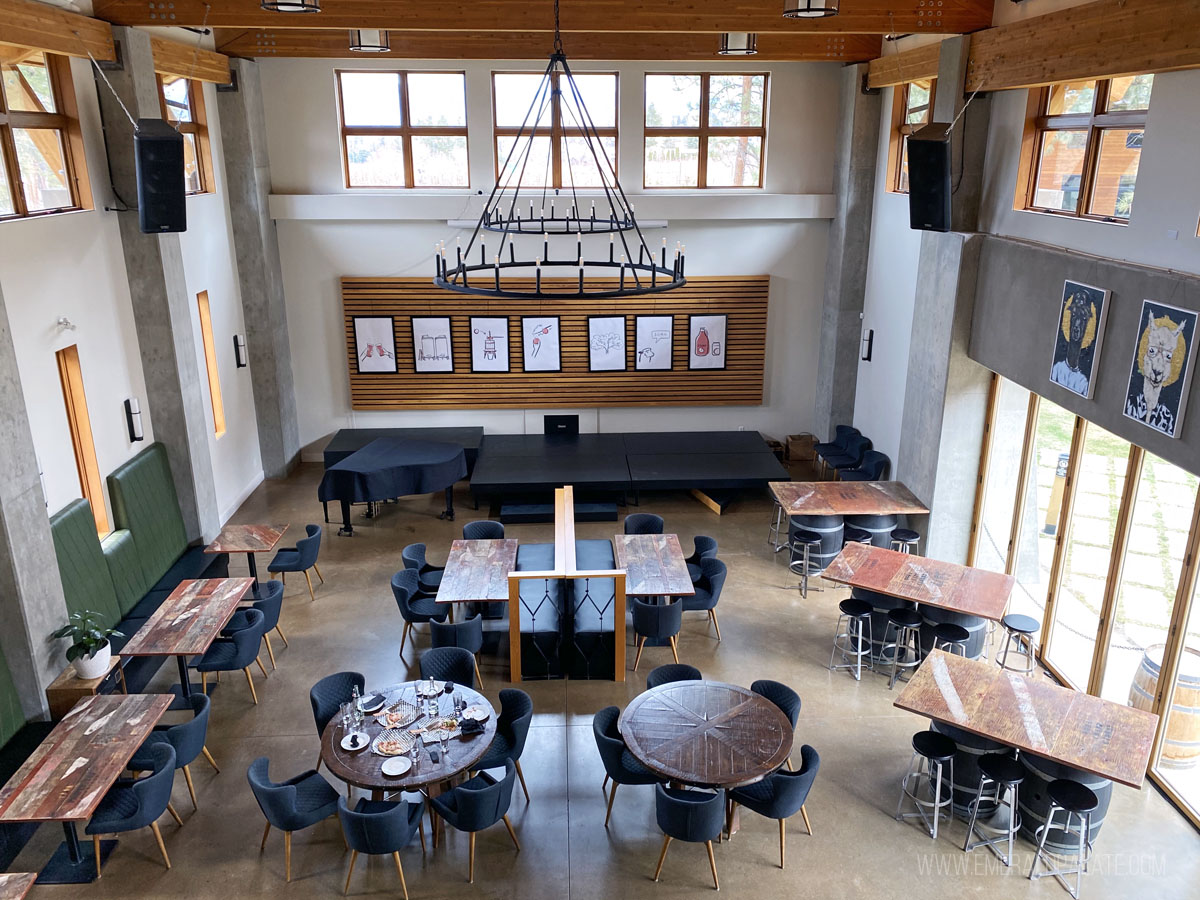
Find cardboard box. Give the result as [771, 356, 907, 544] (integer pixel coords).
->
[786, 433, 816, 462]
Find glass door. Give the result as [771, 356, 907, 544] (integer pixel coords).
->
[971, 379, 1032, 573]
[1152, 554, 1200, 825]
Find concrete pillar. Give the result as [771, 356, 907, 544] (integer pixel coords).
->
[0, 281, 70, 717]
[95, 27, 220, 541]
[813, 63, 880, 440]
[932, 36, 991, 234]
[215, 59, 300, 478]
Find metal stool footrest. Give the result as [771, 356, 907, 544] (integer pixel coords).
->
[1029, 806, 1094, 899]
[896, 754, 955, 841]
[829, 609, 874, 682]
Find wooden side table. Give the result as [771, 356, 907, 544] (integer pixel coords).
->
[45, 657, 125, 720]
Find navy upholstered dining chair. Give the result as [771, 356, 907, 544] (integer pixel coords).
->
[684, 536, 719, 583]
[624, 513, 665, 535]
[337, 796, 425, 899]
[419, 646, 476, 689]
[751, 679, 802, 770]
[86, 744, 176, 878]
[430, 614, 485, 687]
[813, 425, 858, 461]
[224, 583, 285, 670]
[838, 450, 890, 482]
[193, 608, 268, 704]
[247, 757, 340, 883]
[593, 706, 660, 827]
[632, 597, 683, 671]
[652, 784, 726, 891]
[268, 524, 324, 602]
[462, 520, 505, 540]
[309, 670, 365, 767]
[727, 744, 820, 869]
[682, 557, 727, 642]
[824, 434, 872, 476]
[129, 692, 218, 814]
[428, 758, 521, 883]
[402, 542, 444, 593]
[393, 568, 448, 656]
[473, 689, 533, 803]
[646, 663, 702, 690]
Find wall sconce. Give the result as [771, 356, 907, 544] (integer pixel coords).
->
[56, 316, 76, 331]
[233, 334, 248, 368]
[124, 398, 144, 442]
[861, 329, 874, 362]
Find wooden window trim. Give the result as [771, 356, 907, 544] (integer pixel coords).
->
[1017, 78, 1151, 224]
[55, 345, 108, 534]
[492, 71, 618, 189]
[0, 52, 90, 221]
[336, 70, 469, 190]
[195, 291, 226, 438]
[156, 74, 214, 196]
[965, 372, 1000, 568]
[887, 78, 936, 195]
[643, 72, 768, 190]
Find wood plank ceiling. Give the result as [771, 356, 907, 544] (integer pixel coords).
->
[88, 0, 997, 62]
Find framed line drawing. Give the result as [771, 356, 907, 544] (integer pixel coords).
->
[470, 317, 510, 373]
[1122, 299, 1198, 439]
[688, 314, 727, 370]
[1048, 280, 1110, 399]
[635, 315, 673, 370]
[353, 316, 397, 374]
[522, 316, 561, 372]
[588, 315, 627, 372]
[411, 316, 453, 373]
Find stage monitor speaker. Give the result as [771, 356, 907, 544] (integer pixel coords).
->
[134, 118, 186, 234]
[907, 123, 952, 233]
[544, 414, 579, 436]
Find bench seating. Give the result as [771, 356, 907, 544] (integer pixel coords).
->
[514, 543, 563, 679]
[567, 539, 617, 679]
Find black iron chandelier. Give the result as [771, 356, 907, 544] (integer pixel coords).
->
[434, 1, 686, 300]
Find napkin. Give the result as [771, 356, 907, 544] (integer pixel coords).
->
[460, 718, 485, 736]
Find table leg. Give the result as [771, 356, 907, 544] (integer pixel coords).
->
[168, 655, 211, 709]
[36, 823, 115, 884]
[438, 486, 455, 521]
[247, 551, 260, 587]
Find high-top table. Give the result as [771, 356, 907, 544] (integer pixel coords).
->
[204, 524, 288, 587]
[436, 539, 519, 621]
[769, 480, 929, 516]
[119, 577, 254, 703]
[612, 534, 694, 599]
[0, 874, 35, 899]
[0, 694, 170, 883]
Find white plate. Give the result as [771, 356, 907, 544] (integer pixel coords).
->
[462, 705, 490, 722]
[341, 731, 370, 751]
[381, 756, 413, 777]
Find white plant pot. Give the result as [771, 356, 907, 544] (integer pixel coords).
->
[72, 642, 111, 680]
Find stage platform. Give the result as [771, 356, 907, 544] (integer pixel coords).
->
[322, 427, 484, 468]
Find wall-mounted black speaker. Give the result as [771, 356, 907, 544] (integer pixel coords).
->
[907, 123, 952, 233]
[134, 119, 186, 234]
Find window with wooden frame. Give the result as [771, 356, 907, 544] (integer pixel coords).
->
[196, 291, 226, 437]
[1016, 75, 1154, 222]
[55, 345, 109, 534]
[644, 73, 766, 189]
[336, 71, 469, 189]
[492, 71, 617, 190]
[0, 50, 90, 220]
[157, 73, 213, 195]
[887, 78, 935, 194]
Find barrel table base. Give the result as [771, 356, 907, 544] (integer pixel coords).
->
[1018, 754, 1111, 854]
[931, 722, 1011, 820]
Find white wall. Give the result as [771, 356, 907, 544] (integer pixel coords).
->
[257, 57, 841, 455]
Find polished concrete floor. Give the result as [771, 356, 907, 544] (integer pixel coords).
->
[18, 464, 1200, 898]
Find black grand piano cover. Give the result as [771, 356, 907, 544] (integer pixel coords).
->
[317, 438, 468, 504]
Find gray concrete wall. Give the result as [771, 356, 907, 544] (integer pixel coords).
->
[970, 235, 1200, 476]
[930, 36, 991, 234]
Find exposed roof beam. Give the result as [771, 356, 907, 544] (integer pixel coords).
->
[150, 34, 232, 83]
[0, 0, 115, 62]
[867, 41, 941, 89]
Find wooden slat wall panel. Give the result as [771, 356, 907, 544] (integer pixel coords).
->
[342, 276, 768, 410]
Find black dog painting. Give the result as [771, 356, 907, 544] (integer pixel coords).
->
[1123, 300, 1198, 439]
[1049, 280, 1110, 399]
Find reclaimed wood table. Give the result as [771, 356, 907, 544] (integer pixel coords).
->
[769, 480, 929, 516]
[894, 650, 1159, 788]
[204, 523, 288, 586]
[822, 543, 1015, 622]
[0, 693, 170, 883]
[119, 577, 254, 703]
[436, 539, 518, 621]
[619, 681, 793, 789]
[0, 874, 36, 900]
[612, 534, 695, 599]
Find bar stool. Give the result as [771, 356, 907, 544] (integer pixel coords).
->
[881, 607, 922, 690]
[786, 530, 823, 598]
[933, 623, 970, 657]
[895, 730, 956, 840]
[1029, 779, 1097, 899]
[767, 500, 787, 553]
[998, 614, 1040, 674]
[843, 526, 873, 546]
[890, 528, 921, 554]
[829, 597, 873, 681]
[963, 753, 1024, 866]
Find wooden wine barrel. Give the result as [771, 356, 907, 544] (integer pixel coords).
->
[919, 607, 988, 661]
[1129, 644, 1200, 769]
[1017, 754, 1111, 854]
[787, 515, 844, 574]
[931, 722, 1011, 819]
[852, 587, 915, 663]
[843, 513, 897, 549]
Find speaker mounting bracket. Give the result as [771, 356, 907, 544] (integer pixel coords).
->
[860, 73, 881, 96]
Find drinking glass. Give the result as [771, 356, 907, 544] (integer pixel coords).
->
[440, 730, 450, 758]
[408, 740, 420, 772]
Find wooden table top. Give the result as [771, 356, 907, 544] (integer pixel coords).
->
[619, 681, 793, 788]
[822, 543, 1015, 622]
[436, 539, 519, 605]
[320, 682, 497, 793]
[769, 480, 929, 516]
[0, 694, 170, 823]
[120, 577, 254, 657]
[205, 523, 288, 554]
[0, 874, 35, 900]
[894, 650, 1159, 788]
[612, 534, 695, 597]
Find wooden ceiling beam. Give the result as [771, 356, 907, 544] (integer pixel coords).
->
[150, 35, 232, 83]
[216, 29, 882, 62]
[95, 0, 994, 35]
[867, 42, 941, 89]
[0, 0, 115, 62]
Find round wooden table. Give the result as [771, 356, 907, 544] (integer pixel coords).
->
[618, 681, 793, 788]
[320, 682, 497, 798]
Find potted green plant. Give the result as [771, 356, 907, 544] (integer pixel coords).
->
[50, 611, 123, 680]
